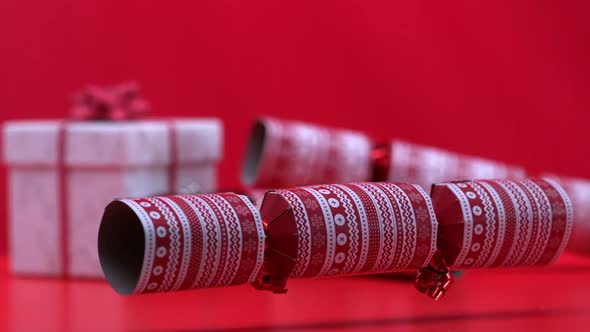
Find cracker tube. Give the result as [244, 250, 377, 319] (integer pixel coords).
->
[252, 182, 439, 293]
[373, 140, 526, 191]
[98, 193, 265, 295]
[242, 118, 373, 188]
[417, 178, 573, 299]
[543, 176, 590, 255]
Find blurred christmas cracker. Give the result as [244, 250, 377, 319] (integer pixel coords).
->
[240, 118, 590, 258]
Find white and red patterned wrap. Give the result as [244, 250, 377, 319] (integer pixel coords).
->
[98, 193, 266, 295]
[543, 175, 590, 255]
[255, 182, 438, 293]
[242, 118, 373, 188]
[374, 140, 526, 191]
[431, 179, 573, 269]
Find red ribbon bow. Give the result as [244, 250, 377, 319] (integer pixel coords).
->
[71, 81, 150, 121]
[415, 250, 454, 300]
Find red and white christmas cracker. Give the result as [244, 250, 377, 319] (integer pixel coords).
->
[98, 179, 574, 298]
[542, 175, 590, 255]
[253, 182, 438, 293]
[374, 140, 526, 191]
[98, 193, 265, 295]
[431, 179, 573, 269]
[242, 118, 373, 188]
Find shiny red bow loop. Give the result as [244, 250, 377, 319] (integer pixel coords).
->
[71, 81, 150, 121]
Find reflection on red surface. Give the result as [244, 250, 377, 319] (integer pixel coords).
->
[1, 255, 590, 332]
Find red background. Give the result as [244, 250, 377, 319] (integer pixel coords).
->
[1, 0, 589, 255]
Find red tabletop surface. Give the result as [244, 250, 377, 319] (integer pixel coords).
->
[1, 254, 590, 332]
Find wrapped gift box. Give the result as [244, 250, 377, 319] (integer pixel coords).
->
[3, 119, 223, 278]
